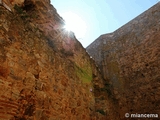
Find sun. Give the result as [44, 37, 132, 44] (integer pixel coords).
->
[61, 11, 87, 39]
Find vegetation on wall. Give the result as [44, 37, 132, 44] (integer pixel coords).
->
[75, 63, 92, 83]
[14, 4, 29, 20]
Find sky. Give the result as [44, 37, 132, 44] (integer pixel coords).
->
[51, 0, 158, 48]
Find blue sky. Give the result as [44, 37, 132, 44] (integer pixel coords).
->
[51, 0, 158, 47]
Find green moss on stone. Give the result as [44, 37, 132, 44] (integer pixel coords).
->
[75, 63, 92, 83]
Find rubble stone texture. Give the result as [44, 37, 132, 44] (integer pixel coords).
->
[0, 0, 114, 119]
[1, 0, 160, 120]
[87, 2, 160, 119]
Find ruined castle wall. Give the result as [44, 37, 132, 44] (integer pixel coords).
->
[87, 2, 160, 119]
[0, 0, 115, 119]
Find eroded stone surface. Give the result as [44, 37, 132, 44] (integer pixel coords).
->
[87, 3, 160, 119]
[0, 0, 113, 119]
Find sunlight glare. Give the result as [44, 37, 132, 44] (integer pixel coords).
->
[61, 11, 87, 39]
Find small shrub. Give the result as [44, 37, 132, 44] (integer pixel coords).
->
[96, 109, 106, 115]
[14, 4, 29, 20]
[100, 83, 112, 96]
[14, 4, 24, 14]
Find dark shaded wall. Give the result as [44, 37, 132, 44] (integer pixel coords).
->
[87, 3, 160, 119]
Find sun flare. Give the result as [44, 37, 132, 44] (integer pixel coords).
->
[61, 11, 87, 39]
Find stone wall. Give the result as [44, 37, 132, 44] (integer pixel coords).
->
[0, 0, 115, 119]
[87, 2, 160, 119]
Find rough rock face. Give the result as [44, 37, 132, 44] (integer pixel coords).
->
[0, 0, 114, 119]
[87, 3, 160, 119]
